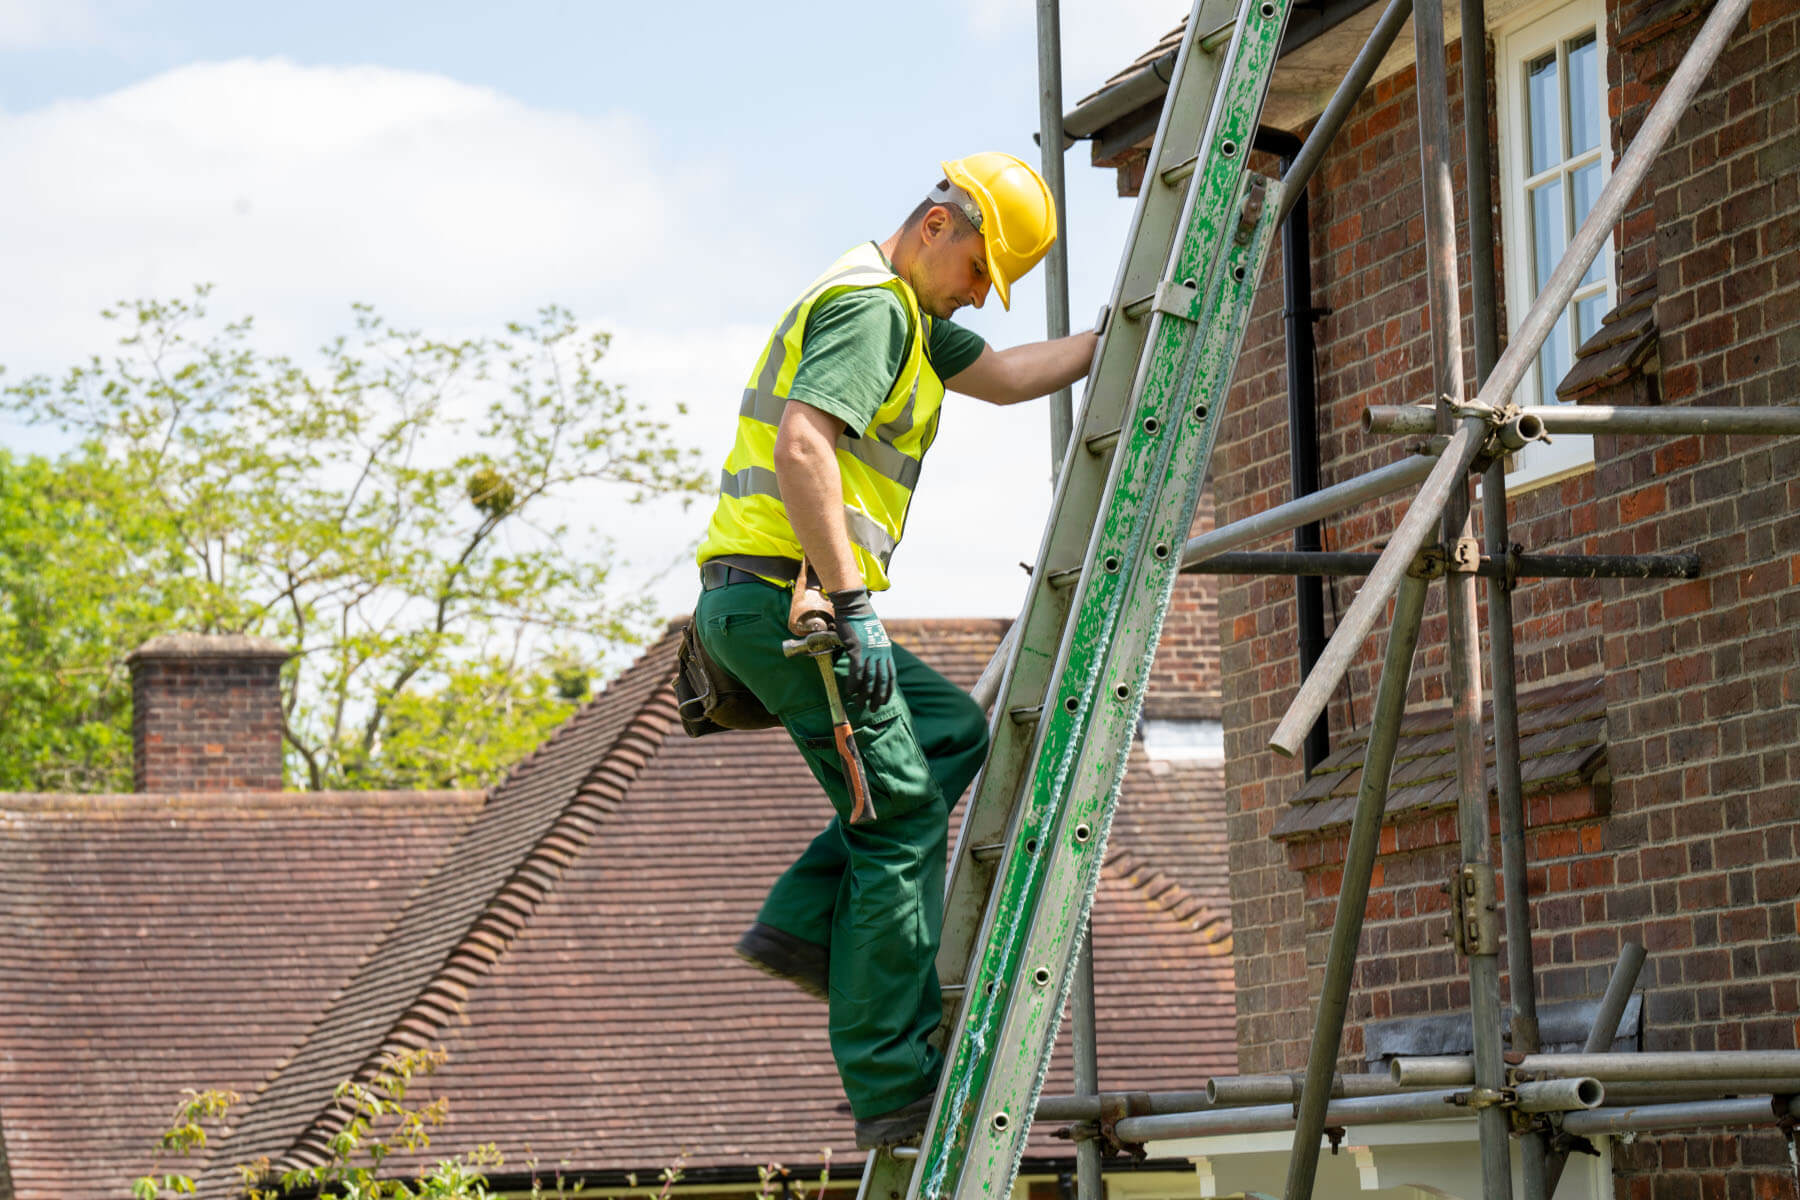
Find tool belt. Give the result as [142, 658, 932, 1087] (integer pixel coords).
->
[676, 555, 835, 738]
[673, 621, 780, 738]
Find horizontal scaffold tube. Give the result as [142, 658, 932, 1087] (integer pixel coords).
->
[1033, 1090, 1212, 1122]
[1185, 550, 1700, 580]
[1561, 1094, 1800, 1137]
[1515, 1078, 1604, 1113]
[1179, 452, 1438, 570]
[1206, 1072, 1403, 1105]
[1365, 403, 1800, 438]
[1600, 1079, 1800, 1104]
[1112, 1089, 1466, 1142]
[1392, 1051, 1800, 1088]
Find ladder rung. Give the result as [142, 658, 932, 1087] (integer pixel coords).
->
[1008, 704, 1044, 725]
[890, 1147, 921, 1161]
[1198, 19, 1237, 53]
[940, 982, 966, 997]
[971, 841, 1006, 863]
[1047, 565, 1082, 589]
[1122, 279, 1203, 324]
[1084, 428, 1121, 455]
[1160, 153, 1200, 186]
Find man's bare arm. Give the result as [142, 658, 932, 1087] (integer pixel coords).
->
[772, 399, 862, 593]
[942, 330, 1099, 407]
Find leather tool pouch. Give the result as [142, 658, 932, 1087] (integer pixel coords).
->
[673, 622, 780, 738]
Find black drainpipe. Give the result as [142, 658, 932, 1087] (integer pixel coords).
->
[1254, 126, 1331, 772]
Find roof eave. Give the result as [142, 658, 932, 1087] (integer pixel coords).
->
[1061, 0, 1387, 143]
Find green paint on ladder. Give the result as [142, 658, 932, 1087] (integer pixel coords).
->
[854, 3, 1293, 1200]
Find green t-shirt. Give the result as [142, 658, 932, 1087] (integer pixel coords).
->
[785, 263, 987, 438]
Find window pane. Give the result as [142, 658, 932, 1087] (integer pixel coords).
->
[1567, 32, 1602, 157]
[1527, 50, 1561, 173]
[1538, 308, 1574, 402]
[1571, 161, 1605, 286]
[1531, 178, 1565, 293]
[1576, 292, 1607, 346]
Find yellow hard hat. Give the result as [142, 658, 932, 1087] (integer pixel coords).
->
[939, 151, 1057, 310]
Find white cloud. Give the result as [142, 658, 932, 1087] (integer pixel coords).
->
[0, 58, 796, 379]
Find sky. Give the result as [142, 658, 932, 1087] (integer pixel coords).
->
[0, 0, 1191, 624]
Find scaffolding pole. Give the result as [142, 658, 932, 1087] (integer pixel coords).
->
[1185, 550, 1700, 579]
[1036, 4, 1099, 1193]
[1365, 403, 1800, 437]
[1282, 568, 1430, 1200]
[1394, 1051, 1800, 1086]
[1037, 0, 1075, 476]
[1413, 1, 1514, 1194]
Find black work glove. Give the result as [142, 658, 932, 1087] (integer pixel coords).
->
[830, 587, 895, 709]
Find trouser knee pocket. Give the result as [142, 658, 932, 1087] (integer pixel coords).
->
[792, 704, 941, 825]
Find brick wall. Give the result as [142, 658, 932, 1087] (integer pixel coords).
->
[1144, 489, 1222, 721]
[1113, 0, 1799, 1190]
[128, 634, 290, 792]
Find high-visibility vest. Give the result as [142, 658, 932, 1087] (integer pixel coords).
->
[696, 243, 946, 592]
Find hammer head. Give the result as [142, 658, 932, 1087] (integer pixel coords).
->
[782, 628, 844, 659]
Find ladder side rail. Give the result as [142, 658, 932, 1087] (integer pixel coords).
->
[860, 5, 1272, 1200]
[949, 179, 1284, 1200]
[915, 3, 1293, 1194]
[934, 0, 1242, 1001]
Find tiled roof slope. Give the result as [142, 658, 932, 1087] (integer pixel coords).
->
[1272, 676, 1609, 840]
[0, 788, 484, 1200]
[358, 626, 1233, 1175]
[203, 630, 683, 1189]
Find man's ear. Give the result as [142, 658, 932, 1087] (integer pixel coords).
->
[920, 204, 954, 245]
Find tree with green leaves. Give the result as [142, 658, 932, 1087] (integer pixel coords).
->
[1, 288, 707, 791]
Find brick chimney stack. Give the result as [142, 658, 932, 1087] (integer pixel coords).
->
[127, 634, 291, 792]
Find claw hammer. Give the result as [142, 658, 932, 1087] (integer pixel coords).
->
[783, 564, 876, 824]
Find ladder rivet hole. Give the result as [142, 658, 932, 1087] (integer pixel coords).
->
[1193, 403, 1209, 419]
[1182, 277, 1196, 289]
[1260, 1, 1276, 17]
[1114, 682, 1131, 700]
[1155, 542, 1171, 559]
[1233, 264, 1247, 282]
[1033, 967, 1051, 986]
[1142, 416, 1161, 435]
[1075, 824, 1093, 843]
[1063, 696, 1080, 713]
[1221, 140, 1237, 158]
[1103, 555, 1121, 573]
[1025, 837, 1039, 855]
[992, 1112, 1011, 1133]
[985, 980, 999, 996]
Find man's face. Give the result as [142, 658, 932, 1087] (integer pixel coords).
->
[913, 207, 991, 318]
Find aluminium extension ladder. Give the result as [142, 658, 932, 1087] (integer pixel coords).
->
[857, 0, 1293, 1197]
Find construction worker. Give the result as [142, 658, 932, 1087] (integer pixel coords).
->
[691, 151, 1098, 1149]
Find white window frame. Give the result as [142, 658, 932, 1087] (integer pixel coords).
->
[1495, 0, 1615, 490]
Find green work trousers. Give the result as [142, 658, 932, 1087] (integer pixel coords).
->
[694, 579, 989, 1119]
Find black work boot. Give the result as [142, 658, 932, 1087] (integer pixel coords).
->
[734, 922, 829, 1001]
[854, 1093, 935, 1150]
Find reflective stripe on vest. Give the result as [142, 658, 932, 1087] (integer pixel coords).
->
[696, 243, 946, 590]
